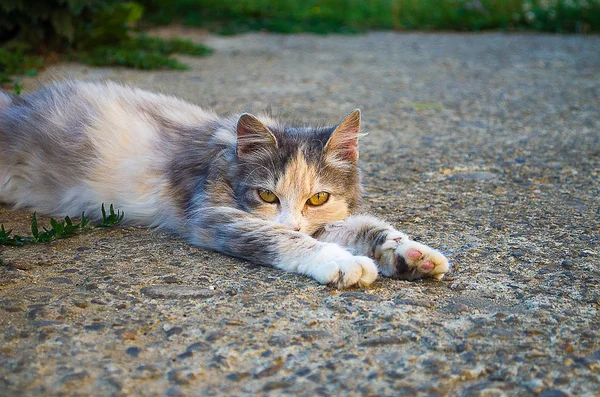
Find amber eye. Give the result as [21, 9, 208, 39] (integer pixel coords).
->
[307, 192, 330, 206]
[258, 189, 279, 203]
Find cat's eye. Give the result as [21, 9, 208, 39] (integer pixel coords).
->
[307, 192, 329, 206]
[258, 189, 279, 204]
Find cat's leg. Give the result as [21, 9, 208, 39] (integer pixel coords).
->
[313, 215, 449, 281]
[185, 207, 377, 288]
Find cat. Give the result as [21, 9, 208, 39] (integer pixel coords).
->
[0, 80, 449, 287]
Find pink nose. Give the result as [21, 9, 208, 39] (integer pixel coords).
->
[292, 225, 301, 232]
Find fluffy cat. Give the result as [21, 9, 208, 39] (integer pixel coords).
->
[0, 81, 449, 287]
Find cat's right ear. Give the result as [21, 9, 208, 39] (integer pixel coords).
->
[236, 113, 278, 156]
[325, 109, 361, 165]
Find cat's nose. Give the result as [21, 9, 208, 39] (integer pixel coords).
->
[292, 225, 301, 232]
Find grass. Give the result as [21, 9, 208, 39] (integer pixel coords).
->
[0, 204, 124, 247]
[140, 0, 600, 34]
[1, 1, 597, 84]
[76, 34, 213, 70]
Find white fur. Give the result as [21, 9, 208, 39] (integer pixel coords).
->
[277, 242, 378, 287]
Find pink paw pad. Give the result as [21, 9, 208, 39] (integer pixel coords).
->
[420, 261, 434, 271]
[407, 249, 422, 260]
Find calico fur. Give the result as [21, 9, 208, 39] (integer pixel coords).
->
[0, 81, 449, 287]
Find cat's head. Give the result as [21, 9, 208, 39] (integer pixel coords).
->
[233, 110, 363, 235]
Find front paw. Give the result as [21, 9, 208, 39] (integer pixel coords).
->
[311, 244, 378, 288]
[375, 232, 449, 281]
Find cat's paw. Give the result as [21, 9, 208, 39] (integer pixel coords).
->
[311, 244, 378, 288]
[375, 231, 449, 281]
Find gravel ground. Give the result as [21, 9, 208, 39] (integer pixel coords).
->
[1, 32, 599, 396]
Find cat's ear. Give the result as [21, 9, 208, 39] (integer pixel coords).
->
[236, 113, 278, 156]
[325, 109, 361, 164]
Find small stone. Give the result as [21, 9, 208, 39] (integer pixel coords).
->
[167, 369, 195, 385]
[205, 331, 223, 342]
[226, 372, 251, 382]
[511, 250, 526, 257]
[261, 350, 272, 357]
[254, 361, 283, 378]
[84, 323, 105, 331]
[456, 342, 473, 353]
[186, 341, 210, 352]
[515, 158, 526, 163]
[136, 364, 162, 379]
[339, 292, 380, 301]
[299, 330, 331, 341]
[526, 350, 546, 359]
[459, 366, 485, 381]
[268, 335, 289, 347]
[1, 300, 23, 312]
[166, 327, 184, 337]
[522, 379, 545, 394]
[166, 387, 185, 397]
[445, 303, 470, 314]
[161, 276, 181, 284]
[26, 308, 47, 320]
[48, 277, 73, 285]
[126, 347, 141, 357]
[538, 390, 568, 397]
[177, 351, 193, 361]
[60, 371, 90, 387]
[263, 381, 292, 392]
[73, 301, 89, 309]
[359, 336, 409, 347]
[224, 319, 246, 326]
[448, 172, 498, 181]
[491, 219, 507, 229]
[140, 286, 216, 299]
[120, 331, 136, 340]
[295, 367, 311, 376]
[588, 361, 600, 372]
[561, 259, 573, 268]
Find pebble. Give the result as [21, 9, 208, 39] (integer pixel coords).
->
[166, 327, 184, 337]
[263, 381, 292, 391]
[48, 277, 73, 285]
[186, 341, 210, 352]
[254, 361, 284, 378]
[140, 286, 216, 299]
[125, 347, 141, 357]
[448, 172, 498, 181]
[83, 323, 105, 331]
[538, 390, 569, 397]
[359, 336, 409, 347]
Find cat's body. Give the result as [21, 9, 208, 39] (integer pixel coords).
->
[0, 81, 449, 287]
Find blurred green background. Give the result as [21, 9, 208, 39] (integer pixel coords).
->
[1, 0, 599, 86]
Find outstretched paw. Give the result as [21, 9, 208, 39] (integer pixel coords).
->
[311, 244, 378, 288]
[376, 232, 449, 281]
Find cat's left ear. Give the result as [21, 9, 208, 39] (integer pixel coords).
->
[325, 109, 361, 164]
[236, 113, 278, 157]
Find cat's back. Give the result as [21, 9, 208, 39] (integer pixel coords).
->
[0, 80, 218, 143]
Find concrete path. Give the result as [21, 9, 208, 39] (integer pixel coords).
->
[1, 32, 599, 396]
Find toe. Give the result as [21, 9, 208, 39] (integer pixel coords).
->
[407, 248, 422, 260]
[419, 260, 434, 271]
